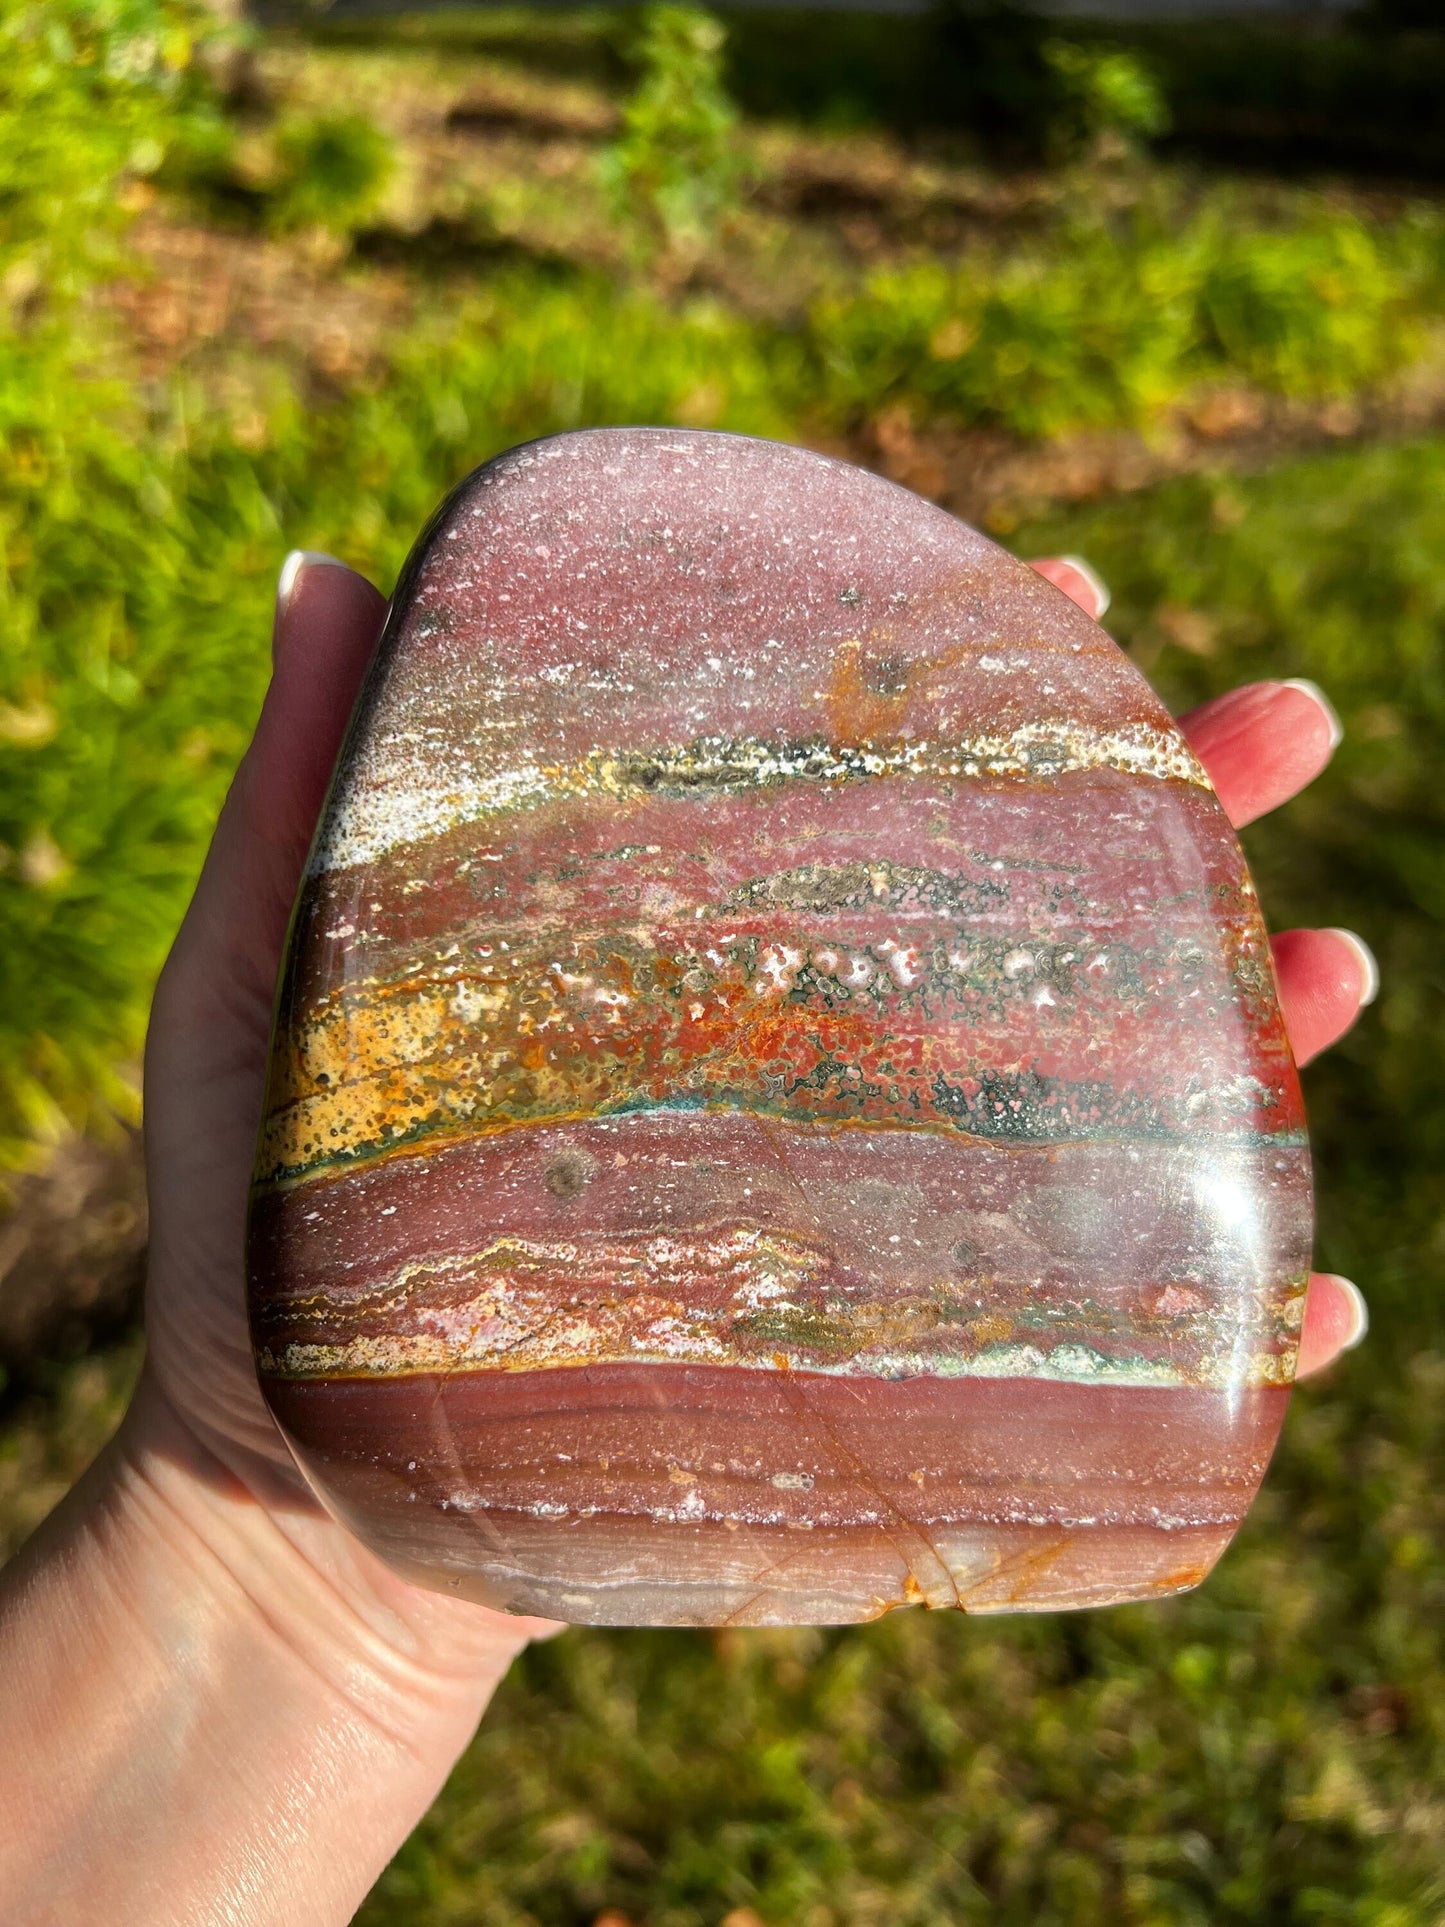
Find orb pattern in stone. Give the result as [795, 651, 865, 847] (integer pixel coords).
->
[247, 428, 1312, 1626]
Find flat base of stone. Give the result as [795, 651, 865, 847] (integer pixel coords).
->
[375, 1515, 1233, 1626]
[267, 1362, 1287, 1626]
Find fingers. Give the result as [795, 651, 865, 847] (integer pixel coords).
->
[1177, 679, 1342, 828]
[247, 551, 386, 902]
[1271, 928, 1376, 1379]
[1294, 1272, 1369, 1379]
[1174, 659, 1374, 1369]
[140, 556, 388, 1493]
[1026, 554, 1374, 1383]
[1027, 554, 1110, 621]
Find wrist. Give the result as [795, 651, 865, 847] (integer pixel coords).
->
[0, 1368, 535, 1926]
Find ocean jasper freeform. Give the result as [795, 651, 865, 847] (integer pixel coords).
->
[247, 428, 1311, 1626]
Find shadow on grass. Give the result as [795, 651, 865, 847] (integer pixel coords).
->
[353, 219, 588, 282]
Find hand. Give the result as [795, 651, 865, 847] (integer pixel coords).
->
[1, 547, 1372, 1927]
[147, 551, 1369, 1528]
[1030, 555, 1373, 1378]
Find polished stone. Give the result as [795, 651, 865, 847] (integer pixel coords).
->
[248, 428, 1312, 1625]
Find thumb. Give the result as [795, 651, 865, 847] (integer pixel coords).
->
[151, 554, 386, 1057]
[146, 553, 386, 1171]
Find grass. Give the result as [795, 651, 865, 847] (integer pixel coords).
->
[814, 200, 1440, 437]
[3, 5, 1445, 1918]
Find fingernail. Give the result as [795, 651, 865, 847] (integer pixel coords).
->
[1058, 554, 1111, 619]
[1328, 1275, 1369, 1351]
[1281, 678, 1344, 750]
[1328, 928, 1379, 1007]
[277, 549, 348, 617]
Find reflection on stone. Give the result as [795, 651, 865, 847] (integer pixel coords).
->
[248, 429, 1312, 1625]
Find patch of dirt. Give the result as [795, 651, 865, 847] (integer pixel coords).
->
[0, 1131, 147, 1382]
[446, 93, 618, 143]
[849, 354, 1445, 530]
[106, 211, 416, 396]
[750, 129, 1053, 255]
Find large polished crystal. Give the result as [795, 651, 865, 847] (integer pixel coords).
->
[248, 428, 1312, 1625]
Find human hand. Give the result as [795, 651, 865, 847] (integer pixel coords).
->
[2, 545, 1372, 1927]
[147, 550, 1370, 1537]
[140, 546, 1371, 1613]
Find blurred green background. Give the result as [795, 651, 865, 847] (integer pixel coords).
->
[1, 0, 1442, 1918]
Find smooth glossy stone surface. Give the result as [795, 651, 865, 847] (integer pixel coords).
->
[248, 428, 1312, 1626]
